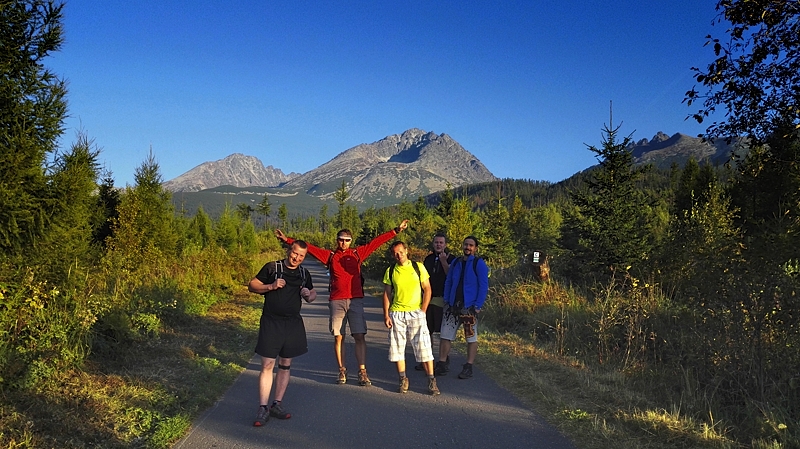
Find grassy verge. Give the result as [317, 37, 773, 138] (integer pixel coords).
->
[0, 288, 263, 449]
[475, 332, 735, 449]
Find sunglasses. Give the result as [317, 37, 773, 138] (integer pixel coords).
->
[337, 237, 352, 242]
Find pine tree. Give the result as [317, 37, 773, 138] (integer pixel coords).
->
[106, 150, 177, 274]
[0, 0, 67, 256]
[256, 193, 271, 230]
[480, 191, 516, 269]
[569, 123, 654, 279]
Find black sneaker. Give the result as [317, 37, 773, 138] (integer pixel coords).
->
[458, 363, 473, 379]
[253, 405, 270, 427]
[269, 402, 291, 419]
[434, 360, 449, 376]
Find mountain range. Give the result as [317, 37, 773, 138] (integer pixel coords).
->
[166, 128, 745, 218]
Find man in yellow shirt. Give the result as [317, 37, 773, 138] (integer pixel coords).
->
[382, 241, 440, 395]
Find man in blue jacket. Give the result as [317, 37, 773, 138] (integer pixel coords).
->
[435, 236, 489, 379]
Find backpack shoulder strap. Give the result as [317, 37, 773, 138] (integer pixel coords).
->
[276, 260, 284, 279]
[412, 261, 421, 279]
[472, 257, 479, 276]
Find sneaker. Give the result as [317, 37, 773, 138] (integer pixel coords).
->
[358, 369, 372, 387]
[253, 405, 270, 427]
[428, 377, 441, 396]
[413, 362, 424, 371]
[434, 360, 449, 376]
[269, 402, 291, 420]
[398, 376, 409, 393]
[337, 367, 347, 384]
[458, 363, 473, 379]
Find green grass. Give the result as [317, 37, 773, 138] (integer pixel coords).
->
[0, 289, 263, 449]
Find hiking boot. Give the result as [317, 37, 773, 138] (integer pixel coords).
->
[434, 360, 449, 376]
[414, 362, 424, 371]
[269, 402, 291, 420]
[253, 405, 270, 427]
[358, 368, 372, 386]
[428, 377, 441, 396]
[337, 367, 347, 384]
[398, 376, 409, 393]
[458, 363, 473, 379]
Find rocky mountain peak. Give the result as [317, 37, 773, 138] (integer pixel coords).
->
[163, 153, 298, 192]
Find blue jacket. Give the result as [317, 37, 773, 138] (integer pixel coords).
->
[443, 255, 489, 310]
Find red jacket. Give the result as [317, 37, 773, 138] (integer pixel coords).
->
[286, 229, 398, 300]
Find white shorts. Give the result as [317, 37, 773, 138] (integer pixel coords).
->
[387, 309, 434, 363]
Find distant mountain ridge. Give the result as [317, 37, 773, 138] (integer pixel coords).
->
[162, 153, 299, 192]
[628, 132, 746, 169]
[164, 128, 497, 205]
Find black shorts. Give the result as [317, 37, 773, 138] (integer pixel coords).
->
[426, 304, 444, 333]
[255, 314, 308, 359]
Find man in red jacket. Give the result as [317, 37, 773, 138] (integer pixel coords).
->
[275, 219, 408, 386]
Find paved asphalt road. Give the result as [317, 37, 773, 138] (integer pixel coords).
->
[175, 259, 577, 449]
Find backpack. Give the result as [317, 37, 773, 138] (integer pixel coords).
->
[387, 261, 423, 296]
[326, 249, 364, 292]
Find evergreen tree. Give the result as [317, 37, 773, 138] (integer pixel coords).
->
[568, 124, 654, 279]
[256, 193, 271, 230]
[528, 204, 562, 255]
[236, 203, 254, 222]
[106, 150, 177, 274]
[214, 203, 238, 252]
[437, 183, 454, 219]
[188, 206, 214, 249]
[318, 204, 329, 234]
[480, 192, 516, 269]
[278, 203, 288, 230]
[92, 173, 120, 250]
[0, 0, 67, 256]
[446, 197, 480, 249]
[509, 194, 532, 254]
[333, 179, 349, 228]
[38, 132, 101, 284]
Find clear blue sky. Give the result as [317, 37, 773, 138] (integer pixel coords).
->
[49, 1, 722, 187]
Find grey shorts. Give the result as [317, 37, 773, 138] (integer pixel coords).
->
[329, 298, 367, 336]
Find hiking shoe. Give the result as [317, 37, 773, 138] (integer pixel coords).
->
[269, 402, 291, 420]
[253, 405, 270, 427]
[398, 376, 409, 393]
[358, 368, 372, 387]
[428, 377, 441, 396]
[414, 362, 424, 371]
[337, 367, 347, 384]
[458, 363, 473, 379]
[434, 360, 449, 376]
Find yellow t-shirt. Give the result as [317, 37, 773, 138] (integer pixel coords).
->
[383, 261, 430, 312]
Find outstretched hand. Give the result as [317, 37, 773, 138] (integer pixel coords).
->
[398, 219, 409, 232]
[274, 229, 287, 242]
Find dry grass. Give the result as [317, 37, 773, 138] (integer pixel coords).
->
[477, 331, 739, 449]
